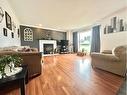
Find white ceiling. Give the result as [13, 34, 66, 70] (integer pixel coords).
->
[7, 0, 126, 31]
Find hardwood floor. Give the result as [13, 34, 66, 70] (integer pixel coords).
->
[0, 54, 124, 95]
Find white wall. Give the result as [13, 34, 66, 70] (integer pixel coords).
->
[100, 7, 127, 51]
[0, 0, 20, 47]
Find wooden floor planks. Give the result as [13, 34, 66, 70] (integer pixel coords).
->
[0, 54, 124, 95]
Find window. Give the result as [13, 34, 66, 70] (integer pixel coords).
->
[78, 30, 92, 53]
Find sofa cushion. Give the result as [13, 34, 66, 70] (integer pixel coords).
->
[0, 46, 30, 52]
[0, 46, 38, 53]
[17, 48, 38, 52]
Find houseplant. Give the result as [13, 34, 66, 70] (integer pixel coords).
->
[0, 54, 23, 78]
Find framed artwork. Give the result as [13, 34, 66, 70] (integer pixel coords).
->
[24, 28, 33, 41]
[11, 32, 14, 38]
[111, 17, 117, 29]
[104, 16, 127, 34]
[3, 28, 7, 36]
[5, 11, 12, 30]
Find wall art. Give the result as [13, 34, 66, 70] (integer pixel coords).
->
[104, 16, 127, 34]
[24, 28, 33, 41]
[11, 32, 14, 38]
[3, 28, 7, 36]
[5, 11, 12, 30]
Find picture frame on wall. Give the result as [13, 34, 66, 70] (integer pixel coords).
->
[107, 26, 113, 33]
[111, 17, 117, 30]
[3, 28, 7, 36]
[5, 11, 12, 30]
[11, 32, 14, 38]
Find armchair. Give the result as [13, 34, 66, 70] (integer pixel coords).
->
[91, 45, 127, 76]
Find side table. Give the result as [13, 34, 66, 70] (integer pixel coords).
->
[0, 65, 28, 95]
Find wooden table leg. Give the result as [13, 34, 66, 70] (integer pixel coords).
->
[25, 71, 28, 84]
[20, 78, 25, 95]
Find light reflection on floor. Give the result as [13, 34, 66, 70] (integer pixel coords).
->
[73, 57, 92, 80]
[79, 58, 91, 74]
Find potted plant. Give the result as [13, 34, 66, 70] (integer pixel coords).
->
[0, 54, 23, 79]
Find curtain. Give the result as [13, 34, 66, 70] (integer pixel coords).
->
[90, 25, 100, 52]
[73, 32, 78, 52]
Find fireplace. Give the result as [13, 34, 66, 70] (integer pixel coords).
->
[44, 44, 53, 54]
[39, 40, 57, 55]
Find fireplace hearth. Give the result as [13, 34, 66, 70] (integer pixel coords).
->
[44, 44, 53, 54]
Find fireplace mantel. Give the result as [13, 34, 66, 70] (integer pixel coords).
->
[39, 40, 57, 55]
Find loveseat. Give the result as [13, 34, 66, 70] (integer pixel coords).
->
[91, 45, 127, 76]
[0, 46, 42, 78]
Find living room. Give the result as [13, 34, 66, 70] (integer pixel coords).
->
[0, 0, 127, 95]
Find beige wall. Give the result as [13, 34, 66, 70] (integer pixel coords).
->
[0, 0, 20, 47]
[100, 7, 127, 51]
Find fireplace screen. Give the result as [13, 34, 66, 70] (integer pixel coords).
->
[44, 44, 53, 54]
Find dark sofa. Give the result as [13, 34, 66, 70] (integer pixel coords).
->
[0, 47, 42, 78]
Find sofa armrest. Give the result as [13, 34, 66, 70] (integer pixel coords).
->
[18, 52, 42, 78]
[91, 53, 120, 61]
